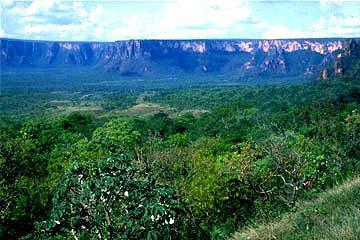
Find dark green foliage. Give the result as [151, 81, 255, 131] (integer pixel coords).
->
[32, 157, 187, 240]
[0, 114, 98, 239]
[0, 89, 138, 122]
[57, 112, 96, 138]
[1, 61, 360, 239]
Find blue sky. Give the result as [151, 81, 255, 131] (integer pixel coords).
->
[1, 0, 360, 41]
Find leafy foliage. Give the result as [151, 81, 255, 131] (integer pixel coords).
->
[1, 59, 360, 239]
[32, 157, 186, 240]
[91, 120, 141, 155]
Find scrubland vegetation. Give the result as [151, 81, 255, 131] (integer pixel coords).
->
[1, 47, 360, 239]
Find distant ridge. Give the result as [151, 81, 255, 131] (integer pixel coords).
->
[1, 38, 358, 78]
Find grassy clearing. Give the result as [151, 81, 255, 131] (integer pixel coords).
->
[51, 105, 103, 115]
[48, 97, 104, 116]
[117, 96, 211, 118]
[115, 102, 175, 117]
[175, 109, 210, 118]
[231, 177, 360, 240]
[101, 92, 175, 118]
[103, 92, 209, 118]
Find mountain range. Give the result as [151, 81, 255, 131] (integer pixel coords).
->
[1, 38, 358, 79]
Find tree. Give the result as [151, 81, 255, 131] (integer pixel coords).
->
[91, 120, 141, 155]
[259, 132, 326, 206]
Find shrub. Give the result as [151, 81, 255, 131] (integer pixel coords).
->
[31, 156, 187, 240]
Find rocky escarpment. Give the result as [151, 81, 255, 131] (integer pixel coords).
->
[0, 38, 354, 78]
[320, 39, 360, 80]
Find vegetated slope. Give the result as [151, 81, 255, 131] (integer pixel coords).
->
[1, 75, 359, 239]
[231, 177, 360, 240]
[1, 38, 354, 79]
[229, 42, 360, 240]
[1, 38, 360, 240]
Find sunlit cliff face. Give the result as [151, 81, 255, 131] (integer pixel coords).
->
[0, 38, 352, 77]
[169, 39, 343, 54]
[179, 41, 206, 53]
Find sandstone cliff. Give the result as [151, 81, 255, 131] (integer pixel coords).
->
[1, 38, 353, 78]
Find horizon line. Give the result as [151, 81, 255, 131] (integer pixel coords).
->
[1, 36, 360, 43]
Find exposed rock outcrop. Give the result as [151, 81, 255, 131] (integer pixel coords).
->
[1, 38, 356, 78]
[319, 39, 360, 80]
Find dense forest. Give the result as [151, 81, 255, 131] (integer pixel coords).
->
[1, 42, 360, 239]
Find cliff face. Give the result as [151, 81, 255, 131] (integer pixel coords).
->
[319, 39, 360, 80]
[0, 38, 349, 78]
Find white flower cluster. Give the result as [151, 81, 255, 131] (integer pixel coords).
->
[78, 174, 84, 184]
[164, 218, 175, 225]
[150, 214, 175, 225]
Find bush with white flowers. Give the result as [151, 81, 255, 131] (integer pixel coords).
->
[32, 156, 187, 239]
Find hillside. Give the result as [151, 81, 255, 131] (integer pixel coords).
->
[231, 178, 360, 240]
